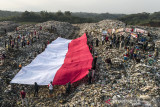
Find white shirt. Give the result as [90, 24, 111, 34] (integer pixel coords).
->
[48, 84, 53, 90]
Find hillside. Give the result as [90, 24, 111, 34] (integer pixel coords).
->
[0, 20, 160, 106]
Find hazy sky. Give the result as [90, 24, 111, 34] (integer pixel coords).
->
[0, 0, 159, 14]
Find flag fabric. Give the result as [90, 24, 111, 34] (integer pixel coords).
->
[102, 30, 107, 35]
[10, 33, 93, 85]
[131, 33, 138, 38]
[107, 29, 112, 35]
[125, 28, 132, 33]
[134, 28, 148, 34]
[116, 28, 124, 33]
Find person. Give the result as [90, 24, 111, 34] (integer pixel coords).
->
[20, 88, 28, 106]
[19, 64, 22, 69]
[47, 40, 50, 45]
[40, 26, 42, 30]
[133, 51, 137, 61]
[105, 58, 112, 66]
[109, 40, 112, 48]
[34, 82, 39, 97]
[16, 27, 18, 32]
[124, 52, 129, 63]
[11, 40, 14, 48]
[89, 44, 93, 53]
[85, 30, 88, 38]
[4, 41, 7, 48]
[4, 29, 7, 34]
[21, 39, 23, 48]
[92, 55, 98, 70]
[2, 53, 6, 59]
[27, 40, 29, 45]
[88, 70, 92, 84]
[105, 36, 109, 43]
[130, 47, 134, 59]
[2, 53, 6, 64]
[66, 82, 71, 95]
[16, 41, 19, 49]
[101, 35, 105, 45]
[48, 81, 53, 97]
[91, 69, 95, 82]
[153, 48, 158, 59]
[34, 30, 37, 35]
[96, 38, 99, 47]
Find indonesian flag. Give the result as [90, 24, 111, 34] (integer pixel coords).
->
[116, 28, 124, 33]
[107, 29, 112, 35]
[10, 33, 93, 85]
[102, 30, 107, 35]
[131, 33, 138, 38]
[134, 28, 148, 34]
[125, 28, 132, 33]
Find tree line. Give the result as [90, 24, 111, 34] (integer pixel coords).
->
[119, 12, 160, 27]
[0, 11, 95, 24]
[0, 10, 160, 27]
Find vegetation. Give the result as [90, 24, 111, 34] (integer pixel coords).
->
[0, 10, 21, 17]
[0, 10, 160, 27]
[119, 12, 160, 27]
[72, 12, 125, 21]
[0, 10, 95, 24]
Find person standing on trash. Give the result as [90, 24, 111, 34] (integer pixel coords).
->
[124, 51, 129, 62]
[47, 40, 50, 45]
[66, 82, 71, 95]
[105, 58, 112, 67]
[116, 37, 120, 48]
[92, 54, 98, 70]
[21, 39, 23, 48]
[20, 87, 28, 106]
[19, 63, 22, 69]
[88, 70, 92, 84]
[16, 40, 19, 49]
[91, 69, 95, 83]
[48, 81, 53, 97]
[34, 82, 39, 97]
[105, 36, 109, 43]
[153, 48, 158, 59]
[40, 26, 42, 30]
[11, 40, 14, 48]
[101, 35, 105, 45]
[2, 53, 6, 62]
[133, 51, 137, 61]
[96, 38, 99, 47]
[113, 34, 116, 45]
[4, 41, 7, 48]
[130, 47, 134, 59]
[4, 29, 7, 34]
[89, 43, 93, 54]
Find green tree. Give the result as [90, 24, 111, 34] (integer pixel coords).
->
[64, 11, 71, 16]
[56, 10, 64, 16]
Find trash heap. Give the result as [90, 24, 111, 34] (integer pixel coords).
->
[0, 21, 19, 34]
[0, 20, 160, 107]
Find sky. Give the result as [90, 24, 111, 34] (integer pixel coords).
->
[0, 0, 160, 14]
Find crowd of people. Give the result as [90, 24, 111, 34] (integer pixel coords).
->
[19, 26, 159, 106]
[87, 27, 158, 67]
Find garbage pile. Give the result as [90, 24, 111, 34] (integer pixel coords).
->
[36, 21, 75, 38]
[0, 19, 160, 107]
[0, 21, 19, 34]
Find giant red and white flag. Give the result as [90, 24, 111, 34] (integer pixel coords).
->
[11, 33, 93, 85]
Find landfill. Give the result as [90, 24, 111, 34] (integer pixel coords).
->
[0, 20, 160, 107]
